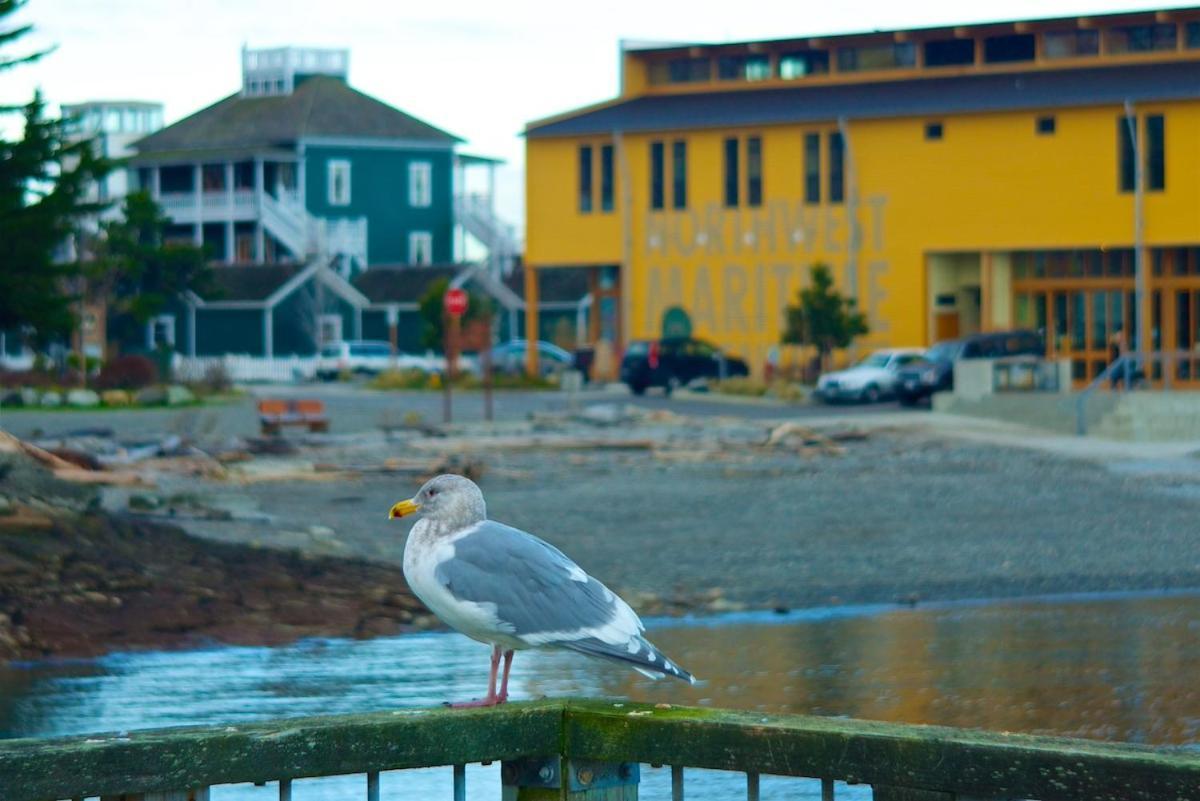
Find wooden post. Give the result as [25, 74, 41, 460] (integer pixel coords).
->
[387, 305, 399, 361]
[525, 265, 539, 377]
[501, 757, 638, 801]
[482, 315, 493, 422]
[443, 310, 459, 424]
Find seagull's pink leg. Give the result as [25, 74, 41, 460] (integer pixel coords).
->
[496, 650, 515, 703]
[448, 645, 502, 708]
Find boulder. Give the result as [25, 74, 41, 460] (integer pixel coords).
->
[65, 389, 101, 408]
[165, 385, 196, 406]
[134, 386, 167, 406]
[101, 390, 131, 407]
[39, 391, 62, 407]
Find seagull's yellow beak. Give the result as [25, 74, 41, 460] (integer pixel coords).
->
[389, 498, 420, 519]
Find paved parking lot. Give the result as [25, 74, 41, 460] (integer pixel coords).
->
[0, 383, 916, 440]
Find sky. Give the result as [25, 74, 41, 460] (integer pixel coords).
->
[3, 0, 1193, 236]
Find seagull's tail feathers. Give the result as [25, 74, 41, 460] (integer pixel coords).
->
[560, 635, 696, 684]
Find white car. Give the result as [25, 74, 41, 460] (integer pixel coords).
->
[816, 348, 926, 404]
[316, 341, 437, 380]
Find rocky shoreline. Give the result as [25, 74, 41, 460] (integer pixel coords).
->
[0, 511, 432, 662]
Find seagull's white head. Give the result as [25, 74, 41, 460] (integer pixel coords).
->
[389, 473, 486, 529]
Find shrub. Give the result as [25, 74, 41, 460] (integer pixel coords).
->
[198, 363, 232, 394]
[711, 377, 769, 397]
[369, 369, 556, 392]
[0, 369, 54, 389]
[370, 368, 434, 390]
[95, 355, 159, 390]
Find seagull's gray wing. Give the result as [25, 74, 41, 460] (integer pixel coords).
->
[435, 520, 693, 682]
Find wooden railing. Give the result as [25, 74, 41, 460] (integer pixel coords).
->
[2, 700, 1199, 801]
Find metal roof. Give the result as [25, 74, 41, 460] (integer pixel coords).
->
[525, 61, 1200, 138]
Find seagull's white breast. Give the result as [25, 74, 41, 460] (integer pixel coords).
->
[403, 520, 526, 649]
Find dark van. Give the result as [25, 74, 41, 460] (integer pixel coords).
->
[895, 329, 1044, 405]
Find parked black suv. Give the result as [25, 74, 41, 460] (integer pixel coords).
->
[620, 338, 749, 396]
[896, 329, 1044, 406]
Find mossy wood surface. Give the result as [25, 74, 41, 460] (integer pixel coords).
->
[0, 703, 562, 801]
[5, 700, 1200, 801]
[562, 701, 1200, 801]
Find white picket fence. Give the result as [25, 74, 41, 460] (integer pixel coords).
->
[173, 354, 318, 383]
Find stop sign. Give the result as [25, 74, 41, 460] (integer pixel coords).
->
[444, 288, 468, 317]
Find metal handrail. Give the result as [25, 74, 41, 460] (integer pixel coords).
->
[1074, 350, 1200, 435]
[3, 700, 1199, 801]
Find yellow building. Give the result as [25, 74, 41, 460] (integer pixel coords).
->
[523, 7, 1200, 385]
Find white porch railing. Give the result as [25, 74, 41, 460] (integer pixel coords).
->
[174, 354, 317, 383]
[159, 191, 258, 222]
[455, 192, 518, 277]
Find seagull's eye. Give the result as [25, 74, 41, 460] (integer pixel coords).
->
[428, 489, 438, 498]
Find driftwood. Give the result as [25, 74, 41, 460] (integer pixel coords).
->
[410, 435, 657, 454]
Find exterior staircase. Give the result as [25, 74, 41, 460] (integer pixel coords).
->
[455, 193, 518, 277]
[261, 191, 367, 272]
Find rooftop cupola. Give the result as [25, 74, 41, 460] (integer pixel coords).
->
[241, 46, 349, 97]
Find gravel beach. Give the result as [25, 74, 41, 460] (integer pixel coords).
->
[167, 424, 1200, 612]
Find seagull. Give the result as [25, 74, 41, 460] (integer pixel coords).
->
[390, 473, 695, 707]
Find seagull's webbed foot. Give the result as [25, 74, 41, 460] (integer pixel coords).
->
[445, 645, 508, 707]
[444, 693, 504, 708]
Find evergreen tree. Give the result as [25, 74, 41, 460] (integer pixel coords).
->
[93, 191, 212, 347]
[782, 263, 869, 368]
[0, 0, 109, 345]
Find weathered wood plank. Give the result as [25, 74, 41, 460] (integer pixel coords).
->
[562, 701, 1200, 801]
[0, 702, 563, 801]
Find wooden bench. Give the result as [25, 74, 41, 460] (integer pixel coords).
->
[257, 399, 330, 435]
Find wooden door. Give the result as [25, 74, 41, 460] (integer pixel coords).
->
[935, 312, 960, 341]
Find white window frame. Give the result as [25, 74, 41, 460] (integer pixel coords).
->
[318, 313, 343, 345]
[147, 314, 176, 349]
[408, 231, 433, 266]
[327, 159, 351, 206]
[408, 161, 432, 208]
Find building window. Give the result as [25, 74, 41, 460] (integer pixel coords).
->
[923, 38, 975, 67]
[828, 131, 845, 204]
[836, 42, 916, 72]
[148, 314, 175, 349]
[408, 231, 433, 265]
[1118, 116, 1136, 193]
[1108, 23, 1177, 53]
[600, 144, 614, 212]
[1118, 114, 1165, 193]
[984, 34, 1035, 63]
[1036, 115, 1056, 135]
[779, 50, 829, 79]
[408, 161, 432, 208]
[1043, 29, 1099, 59]
[717, 54, 771, 81]
[649, 141, 665, 210]
[578, 145, 593, 213]
[1188, 21, 1200, 48]
[723, 137, 739, 207]
[1146, 113, 1165, 191]
[667, 57, 711, 83]
[327, 159, 351, 206]
[804, 132, 820, 204]
[925, 122, 944, 140]
[671, 140, 687, 210]
[746, 136, 763, 207]
[318, 314, 343, 345]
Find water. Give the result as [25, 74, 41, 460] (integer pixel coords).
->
[3, 590, 1200, 800]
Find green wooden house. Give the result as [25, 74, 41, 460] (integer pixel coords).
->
[129, 47, 461, 273]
